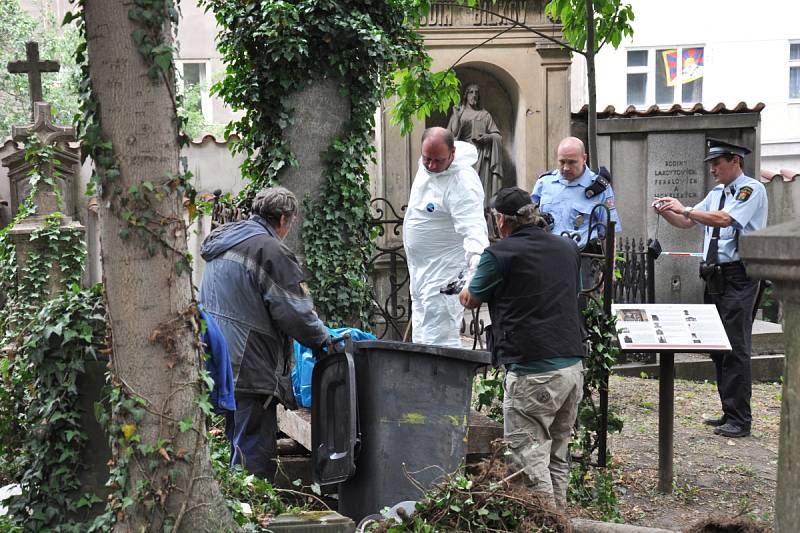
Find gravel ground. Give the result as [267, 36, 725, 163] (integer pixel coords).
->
[570, 374, 781, 531]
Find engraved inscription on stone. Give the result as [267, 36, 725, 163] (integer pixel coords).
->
[651, 159, 700, 201]
[647, 133, 706, 204]
[421, 1, 528, 27]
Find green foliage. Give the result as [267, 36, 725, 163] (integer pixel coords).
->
[0, 0, 83, 136]
[203, 0, 433, 325]
[0, 134, 107, 529]
[567, 298, 623, 519]
[5, 284, 106, 532]
[575, 298, 623, 459]
[759, 283, 780, 323]
[388, 56, 461, 136]
[544, 0, 635, 54]
[473, 367, 504, 422]
[368, 461, 571, 532]
[0, 139, 87, 481]
[568, 455, 621, 522]
[178, 82, 226, 141]
[207, 416, 286, 526]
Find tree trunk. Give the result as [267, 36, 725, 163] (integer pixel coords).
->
[585, 0, 598, 170]
[82, 1, 233, 531]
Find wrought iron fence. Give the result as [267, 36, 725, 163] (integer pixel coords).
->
[614, 237, 649, 304]
[210, 189, 245, 230]
[209, 193, 652, 360]
[366, 198, 410, 340]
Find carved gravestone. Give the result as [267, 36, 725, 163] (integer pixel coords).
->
[1, 103, 109, 518]
[646, 133, 706, 304]
[2, 102, 79, 220]
[281, 79, 351, 259]
[2, 103, 83, 287]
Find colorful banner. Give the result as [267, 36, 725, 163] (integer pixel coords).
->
[662, 49, 678, 86]
[681, 47, 704, 83]
[662, 47, 704, 87]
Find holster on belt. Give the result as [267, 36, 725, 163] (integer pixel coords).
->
[699, 261, 725, 295]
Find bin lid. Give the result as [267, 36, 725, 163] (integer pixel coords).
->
[311, 351, 359, 485]
[353, 340, 492, 365]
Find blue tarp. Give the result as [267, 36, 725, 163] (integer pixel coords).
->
[292, 327, 376, 408]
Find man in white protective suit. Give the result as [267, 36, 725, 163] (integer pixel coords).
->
[403, 127, 490, 346]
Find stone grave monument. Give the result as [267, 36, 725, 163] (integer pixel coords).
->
[585, 105, 762, 303]
[368, 0, 572, 337]
[2, 42, 109, 518]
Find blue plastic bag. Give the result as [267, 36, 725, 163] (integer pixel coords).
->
[292, 327, 376, 408]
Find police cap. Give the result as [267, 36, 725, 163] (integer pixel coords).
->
[490, 187, 532, 215]
[703, 138, 751, 162]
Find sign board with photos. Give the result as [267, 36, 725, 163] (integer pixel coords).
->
[611, 304, 731, 352]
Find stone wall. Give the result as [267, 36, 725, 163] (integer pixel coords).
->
[588, 112, 763, 304]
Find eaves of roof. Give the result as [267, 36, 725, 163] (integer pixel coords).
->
[573, 102, 765, 119]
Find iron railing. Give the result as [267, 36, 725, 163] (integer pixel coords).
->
[366, 198, 410, 340]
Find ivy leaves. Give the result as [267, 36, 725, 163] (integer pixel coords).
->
[204, 0, 431, 325]
[128, 0, 180, 80]
[389, 56, 461, 135]
[544, 0, 635, 54]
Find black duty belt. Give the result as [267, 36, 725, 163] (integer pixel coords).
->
[719, 261, 746, 274]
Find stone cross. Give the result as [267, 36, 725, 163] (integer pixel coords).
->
[6, 41, 60, 119]
[12, 102, 75, 146]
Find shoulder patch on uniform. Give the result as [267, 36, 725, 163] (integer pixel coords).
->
[585, 175, 609, 198]
[604, 197, 616, 209]
[736, 186, 753, 202]
[538, 170, 557, 179]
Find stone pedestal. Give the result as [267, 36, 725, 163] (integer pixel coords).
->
[7, 217, 85, 296]
[1, 146, 80, 220]
[739, 221, 800, 533]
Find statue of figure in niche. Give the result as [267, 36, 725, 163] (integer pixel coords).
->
[447, 83, 503, 205]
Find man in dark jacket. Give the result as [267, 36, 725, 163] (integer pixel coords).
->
[459, 187, 585, 507]
[199, 186, 329, 479]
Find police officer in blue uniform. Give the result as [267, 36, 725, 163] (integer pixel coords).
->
[531, 136, 621, 252]
[654, 139, 768, 438]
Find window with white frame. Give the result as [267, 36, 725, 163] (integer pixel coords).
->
[176, 60, 213, 121]
[626, 46, 704, 107]
[791, 42, 800, 100]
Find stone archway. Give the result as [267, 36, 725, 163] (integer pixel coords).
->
[426, 61, 521, 190]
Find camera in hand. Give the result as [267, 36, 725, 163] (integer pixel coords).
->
[538, 211, 555, 229]
[440, 271, 466, 295]
[699, 261, 725, 295]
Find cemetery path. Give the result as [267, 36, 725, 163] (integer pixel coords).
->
[571, 375, 780, 531]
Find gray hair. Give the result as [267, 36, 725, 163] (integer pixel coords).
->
[499, 203, 540, 231]
[251, 186, 298, 225]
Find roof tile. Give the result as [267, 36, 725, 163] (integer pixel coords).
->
[574, 102, 765, 118]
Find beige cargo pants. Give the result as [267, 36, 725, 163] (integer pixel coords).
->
[503, 361, 584, 506]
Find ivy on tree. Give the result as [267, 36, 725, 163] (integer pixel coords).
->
[202, 0, 454, 326]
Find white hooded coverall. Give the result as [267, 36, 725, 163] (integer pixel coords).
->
[403, 141, 490, 347]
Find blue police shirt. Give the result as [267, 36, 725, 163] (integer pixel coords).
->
[694, 174, 767, 264]
[531, 166, 621, 249]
